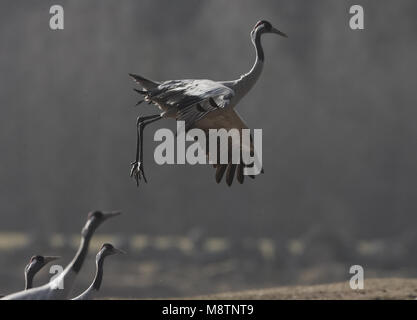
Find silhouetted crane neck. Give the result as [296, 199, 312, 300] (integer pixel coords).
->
[70, 232, 93, 273]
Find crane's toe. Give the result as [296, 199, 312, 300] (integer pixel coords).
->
[130, 161, 147, 186]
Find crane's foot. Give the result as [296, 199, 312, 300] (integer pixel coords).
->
[130, 161, 147, 186]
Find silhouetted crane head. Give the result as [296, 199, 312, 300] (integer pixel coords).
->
[81, 211, 121, 237]
[98, 243, 126, 259]
[251, 20, 287, 38]
[25, 255, 60, 277]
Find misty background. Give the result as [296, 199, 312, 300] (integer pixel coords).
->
[0, 0, 416, 298]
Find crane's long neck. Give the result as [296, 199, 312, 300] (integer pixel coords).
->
[232, 30, 264, 103]
[71, 252, 106, 300]
[70, 231, 93, 273]
[24, 269, 32, 290]
[46, 227, 93, 299]
[91, 254, 105, 291]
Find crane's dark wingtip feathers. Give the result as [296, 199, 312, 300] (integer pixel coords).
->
[237, 164, 244, 184]
[226, 164, 236, 186]
[214, 164, 264, 185]
[215, 165, 227, 184]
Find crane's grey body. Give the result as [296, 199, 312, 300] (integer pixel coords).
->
[2, 270, 77, 300]
[129, 20, 287, 186]
[72, 244, 124, 300]
[1, 211, 120, 300]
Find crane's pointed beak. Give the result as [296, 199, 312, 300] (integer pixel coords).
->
[102, 211, 122, 220]
[271, 27, 288, 38]
[44, 256, 60, 263]
[112, 248, 126, 255]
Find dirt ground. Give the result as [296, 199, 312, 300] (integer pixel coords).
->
[186, 278, 417, 300]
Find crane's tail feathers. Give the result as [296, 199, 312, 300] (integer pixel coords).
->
[129, 73, 160, 90]
[133, 88, 147, 95]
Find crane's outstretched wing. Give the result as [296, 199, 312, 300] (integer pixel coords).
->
[172, 80, 234, 130]
[130, 74, 234, 131]
[129, 74, 262, 185]
[193, 109, 263, 186]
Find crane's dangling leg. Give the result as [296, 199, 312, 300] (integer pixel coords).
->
[130, 114, 162, 186]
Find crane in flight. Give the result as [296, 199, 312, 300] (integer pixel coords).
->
[129, 20, 287, 186]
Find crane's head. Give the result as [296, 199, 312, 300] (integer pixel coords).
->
[251, 20, 287, 38]
[81, 210, 121, 237]
[97, 243, 126, 260]
[25, 255, 60, 276]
